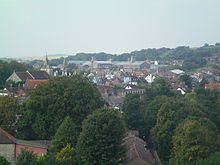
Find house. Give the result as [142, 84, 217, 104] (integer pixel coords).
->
[7, 70, 50, 84]
[116, 84, 145, 96]
[123, 131, 155, 165]
[0, 88, 10, 96]
[6, 87, 26, 97]
[145, 74, 156, 84]
[0, 127, 48, 164]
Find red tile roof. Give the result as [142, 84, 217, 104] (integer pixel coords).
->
[24, 80, 48, 90]
[205, 83, 220, 90]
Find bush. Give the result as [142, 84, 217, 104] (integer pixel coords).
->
[16, 149, 37, 165]
[0, 156, 11, 165]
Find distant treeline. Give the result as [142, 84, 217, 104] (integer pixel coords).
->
[65, 43, 220, 61]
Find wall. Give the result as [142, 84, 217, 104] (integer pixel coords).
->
[15, 144, 47, 158]
[0, 144, 15, 164]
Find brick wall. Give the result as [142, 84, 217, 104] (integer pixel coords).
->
[16, 144, 47, 158]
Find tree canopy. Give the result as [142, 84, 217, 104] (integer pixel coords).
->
[170, 120, 218, 165]
[17, 76, 104, 140]
[76, 108, 126, 165]
[0, 96, 20, 134]
[122, 94, 142, 131]
[51, 116, 79, 152]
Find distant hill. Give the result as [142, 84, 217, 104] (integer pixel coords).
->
[65, 43, 220, 61]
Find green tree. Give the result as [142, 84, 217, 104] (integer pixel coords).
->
[0, 96, 20, 134]
[150, 78, 173, 97]
[180, 74, 192, 89]
[151, 97, 205, 160]
[122, 94, 142, 131]
[76, 108, 126, 165]
[36, 155, 47, 165]
[56, 144, 76, 165]
[16, 149, 37, 165]
[144, 95, 172, 140]
[0, 156, 11, 165]
[170, 120, 218, 165]
[51, 116, 79, 152]
[18, 76, 104, 140]
[196, 152, 220, 165]
[193, 88, 220, 130]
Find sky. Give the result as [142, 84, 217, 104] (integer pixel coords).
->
[0, 0, 220, 58]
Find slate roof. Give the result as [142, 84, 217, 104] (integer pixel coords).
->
[28, 71, 50, 80]
[16, 140, 48, 149]
[16, 72, 33, 81]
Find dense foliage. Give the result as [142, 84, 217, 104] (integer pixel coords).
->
[17, 76, 104, 140]
[51, 116, 79, 152]
[0, 96, 20, 134]
[122, 94, 142, 131]
[0, 155, 11, 165]
[127, 78, 220, 164]
[170, 120, 218, 165]
[16, 150, 37, 165]
[76, 108, 126, 165]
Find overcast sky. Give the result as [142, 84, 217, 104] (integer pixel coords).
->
[0, 0, 220, 58]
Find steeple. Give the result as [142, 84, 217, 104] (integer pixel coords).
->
[41, 53, 54, 76]
[45, 52, 49, 66]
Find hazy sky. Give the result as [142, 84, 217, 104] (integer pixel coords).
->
[0, 0, 220, 58]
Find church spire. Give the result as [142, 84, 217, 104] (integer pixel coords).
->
[45, 52, 49, 66]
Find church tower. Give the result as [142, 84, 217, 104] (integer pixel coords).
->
[41, 54, 54, 76]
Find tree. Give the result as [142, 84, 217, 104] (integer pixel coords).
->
[18, 76, 104, 140]
[169, 120, 218, 165]
[196, 152, 220, 165]
[180, 74, 192, 89]
[150, 97, 205, 160]
[51, 116, 79, 152]
[150, 78, 173, 97]
[0, 96, 20, 134]
[0, 156, 11, 165]
[56, 144, 76, 165]
[144, 95, 172, 140]
[76, 108, 126, 165]
[16, 149, 37, 165]
[122, 94, 142, 131]
[193, 88, 220, 130]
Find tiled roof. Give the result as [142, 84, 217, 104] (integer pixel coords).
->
[24, 80, 48, 90]
[205, 83, 220, 90]
[123, 132, 155, 165]
[0, 127, 16, 144]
